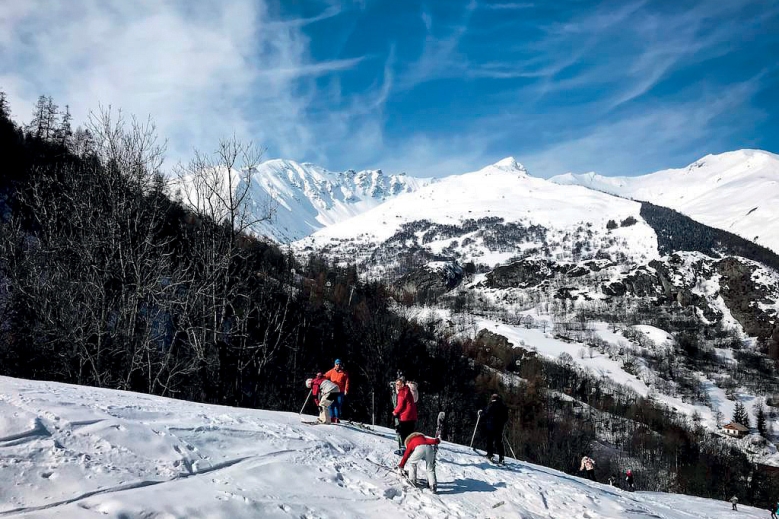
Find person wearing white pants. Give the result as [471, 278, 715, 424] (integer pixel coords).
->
[397, 432, 441, 492]
[306, 377, 340, 424]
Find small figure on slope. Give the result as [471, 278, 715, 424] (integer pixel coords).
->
[625, 469, 635, 491]
[397, 432, 441, 493]
[306, 374, 340, 424]
[479, 393, 508, 464]
[579, 454, 596, 481]
[324, 359, 350, 423]
[393, 377, 418, 450]
[771, 500, 779, 519]
[730, 495, 738, 511]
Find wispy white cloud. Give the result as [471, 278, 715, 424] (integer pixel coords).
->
[0, 0, 380, 169]
[522, 74, 769, 178]
[0, 0, 774, 182]
[398, 0, 478, 90]
[480, 3, 534, 10]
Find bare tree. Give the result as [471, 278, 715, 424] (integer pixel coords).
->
[172, 137, 286, 403]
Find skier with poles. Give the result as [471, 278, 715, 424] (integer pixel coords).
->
[397, 432, 441, 493]
[479, 394, 508, 465]
[305, 374, 340, 424]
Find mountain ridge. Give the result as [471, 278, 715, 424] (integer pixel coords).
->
[550, 149, 779, 253]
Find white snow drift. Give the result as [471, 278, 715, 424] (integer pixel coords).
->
[0, 376, 768, 519]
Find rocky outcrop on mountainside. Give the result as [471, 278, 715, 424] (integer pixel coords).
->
[483, 259, 557, 289]
[716, 258, 778, 341]
[396, 262, 464, 302]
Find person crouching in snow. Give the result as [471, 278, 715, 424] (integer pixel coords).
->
[306, 375, 340, 424]
[397, 432, 440, 493]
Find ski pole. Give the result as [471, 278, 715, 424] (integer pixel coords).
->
[299, 389, 312, 417]
[503, 432, 517, 460]
[469, 413, 482, 449]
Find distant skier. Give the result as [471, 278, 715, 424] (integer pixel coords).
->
[324, 359, 350, 423]
[771, 500, 778, 519]
[625, 469, 635, 491]
[479, 394, 508, 464]
[730, 495, 738, 511]
[579, 455, 596, 481]
[393, 378, 418, 448]
[397, 432, 441, 493]
[306, 375, 339, 424]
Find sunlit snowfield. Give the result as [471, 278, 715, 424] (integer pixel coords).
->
[0, 376, 768, 518]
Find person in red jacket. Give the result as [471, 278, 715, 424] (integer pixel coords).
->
[392, 378, 417, 446]
[310, 372, 325, 405]
[306, 373, 339, 424]
[324, 359, 350, 423]
[397, 432, 440, 493]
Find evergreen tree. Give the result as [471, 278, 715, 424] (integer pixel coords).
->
[754, 400, 767, 436]
[27, 95, 59, 140]
[0, 90, 9, 120]
[733, 401, 750, 428]
[55, 104, 73, 146]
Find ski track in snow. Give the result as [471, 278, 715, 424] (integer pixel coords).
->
[0, 376, 770, 519]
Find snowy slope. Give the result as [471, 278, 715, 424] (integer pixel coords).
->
[295, 158, 659, 269]
[0, 375, 769, 519]
[550, 149, 779, 253]
[174, 159, 434, 243]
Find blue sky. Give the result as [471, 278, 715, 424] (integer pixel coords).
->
[2, 0, 778, 177]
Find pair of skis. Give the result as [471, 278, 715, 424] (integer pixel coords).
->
[364, 457, 432, 493]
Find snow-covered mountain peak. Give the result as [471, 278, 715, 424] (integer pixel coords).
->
[485, 156, 528, 175]
[175, 158, 434, 243]
[294, 160, 659, 272]
[549, 149, 779, 253]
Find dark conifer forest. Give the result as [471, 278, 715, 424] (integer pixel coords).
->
[1, 94, 778, 506]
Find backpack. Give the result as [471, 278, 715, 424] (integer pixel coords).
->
[407, 381, 419, 403]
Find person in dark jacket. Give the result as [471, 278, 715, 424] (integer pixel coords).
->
[625, 469, 635, 491]
[479, 394, 508, 464]
[393, 378, 418, 446]
[579, 455, 596, 481]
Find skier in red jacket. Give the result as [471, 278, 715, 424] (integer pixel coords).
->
[397, 432, 440, 493]
[392, 378, 417, 446]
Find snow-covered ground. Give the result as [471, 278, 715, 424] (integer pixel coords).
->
[0, 376, 770, 519]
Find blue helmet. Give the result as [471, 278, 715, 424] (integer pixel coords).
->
[335, 358, 343, 366]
